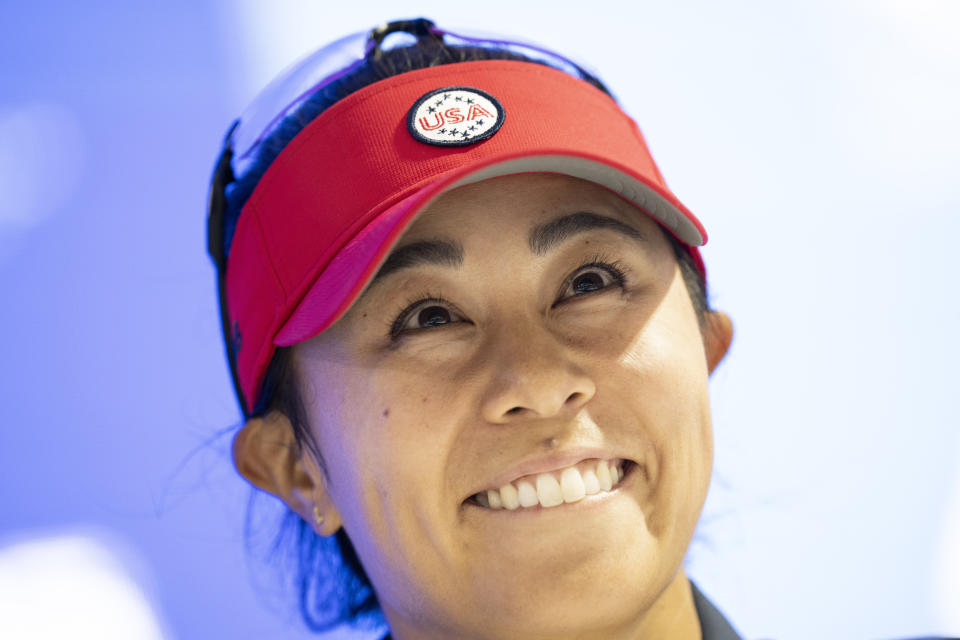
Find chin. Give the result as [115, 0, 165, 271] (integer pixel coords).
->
[456, 543, 677, 639]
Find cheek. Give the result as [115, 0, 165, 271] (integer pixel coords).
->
[615, 276, 714, 520]
[305, 360, 457, 529]
[294, 352, 387, 509]
[618, 322, 709, 455]
[619, 296, 709, 410]
[305, 365, 471, 615]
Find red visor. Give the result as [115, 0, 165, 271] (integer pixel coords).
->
[226, 60, 707, 413]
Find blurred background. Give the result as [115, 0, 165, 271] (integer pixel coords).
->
[0, 1, 957, 638]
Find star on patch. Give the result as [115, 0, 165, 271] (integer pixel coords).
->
[466, 98, 475, 104]
[427, 105, 436, 114]
[475, 119, 484, 126]
[438, 128, 447, 135]
[454, 95, 463, 102]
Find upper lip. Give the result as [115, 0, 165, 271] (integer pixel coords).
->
[467, 447, 629, 498]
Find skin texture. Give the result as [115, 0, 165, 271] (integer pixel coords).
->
[233, 173, 734, 640]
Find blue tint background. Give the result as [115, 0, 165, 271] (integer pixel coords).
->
[0, 1, 957, 639]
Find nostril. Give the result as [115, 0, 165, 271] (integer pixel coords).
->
[506, 406, 524, 415]
[565, 391, 584, 405]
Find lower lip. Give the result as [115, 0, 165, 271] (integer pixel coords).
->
[464, 461, 641, 517]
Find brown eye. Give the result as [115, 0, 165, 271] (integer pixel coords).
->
[559, 261, 625, 303]
[571, 272, 605, 294]
[418, 305, 452, 327]
[390, 294, 469, 339]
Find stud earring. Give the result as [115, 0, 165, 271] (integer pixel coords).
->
[313, 505, 324, 526]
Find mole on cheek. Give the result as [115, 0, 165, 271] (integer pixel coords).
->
[382, 408, 390, 418]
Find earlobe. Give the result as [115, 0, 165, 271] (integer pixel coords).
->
[232, 411, 343, 536]
[704, 311, 733, 375]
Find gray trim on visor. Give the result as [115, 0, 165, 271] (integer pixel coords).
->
[448, 155, 704, 246]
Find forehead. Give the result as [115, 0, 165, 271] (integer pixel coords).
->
[402, 173, 667, 242]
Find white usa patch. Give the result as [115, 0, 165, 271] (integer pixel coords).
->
[407, 86, 505, 147]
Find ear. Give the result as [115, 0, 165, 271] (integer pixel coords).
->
[232, 410, 342, 536]
[703, 311, 733, 375]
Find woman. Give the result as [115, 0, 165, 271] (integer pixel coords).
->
[208, 18, 738, 639]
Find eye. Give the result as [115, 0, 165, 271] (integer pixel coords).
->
[389, 293, 468, 339]
[571, 271, 605, 293]
[557, 258, 627, 303]
[416, 305, 453, 327]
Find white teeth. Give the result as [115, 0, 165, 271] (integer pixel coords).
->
[500, 483, 520, 510]
[475, 459, 629, 511]
[560, 467, 586, 503]
[597, 460, 612, 491]
[536, 473, 564, 507]
[582, 468, 600, 495]
[517, 481, 538, 508]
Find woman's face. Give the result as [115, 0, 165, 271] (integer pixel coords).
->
[291, 173, 731, 639]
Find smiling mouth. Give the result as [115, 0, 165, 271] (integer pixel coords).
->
[467, 459, 636, 511]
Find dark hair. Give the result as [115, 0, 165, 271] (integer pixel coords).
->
[232, 36, 716, 634]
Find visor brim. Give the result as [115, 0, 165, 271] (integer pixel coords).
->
[275, 150, 707, 347]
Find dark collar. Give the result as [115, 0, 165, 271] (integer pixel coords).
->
[690, 579, 744, 640]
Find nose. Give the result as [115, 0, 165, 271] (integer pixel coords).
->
[479, 325, 596, 424]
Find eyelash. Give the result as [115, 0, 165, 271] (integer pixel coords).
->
[388, 292, 458, 339]
[387, 253, 630, 340]
[559, 253, 628, 301]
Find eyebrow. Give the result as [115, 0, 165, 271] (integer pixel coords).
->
[528, 211, 648, 256]
[368, 211, 648, 288]
[371, 239, 464, 285]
